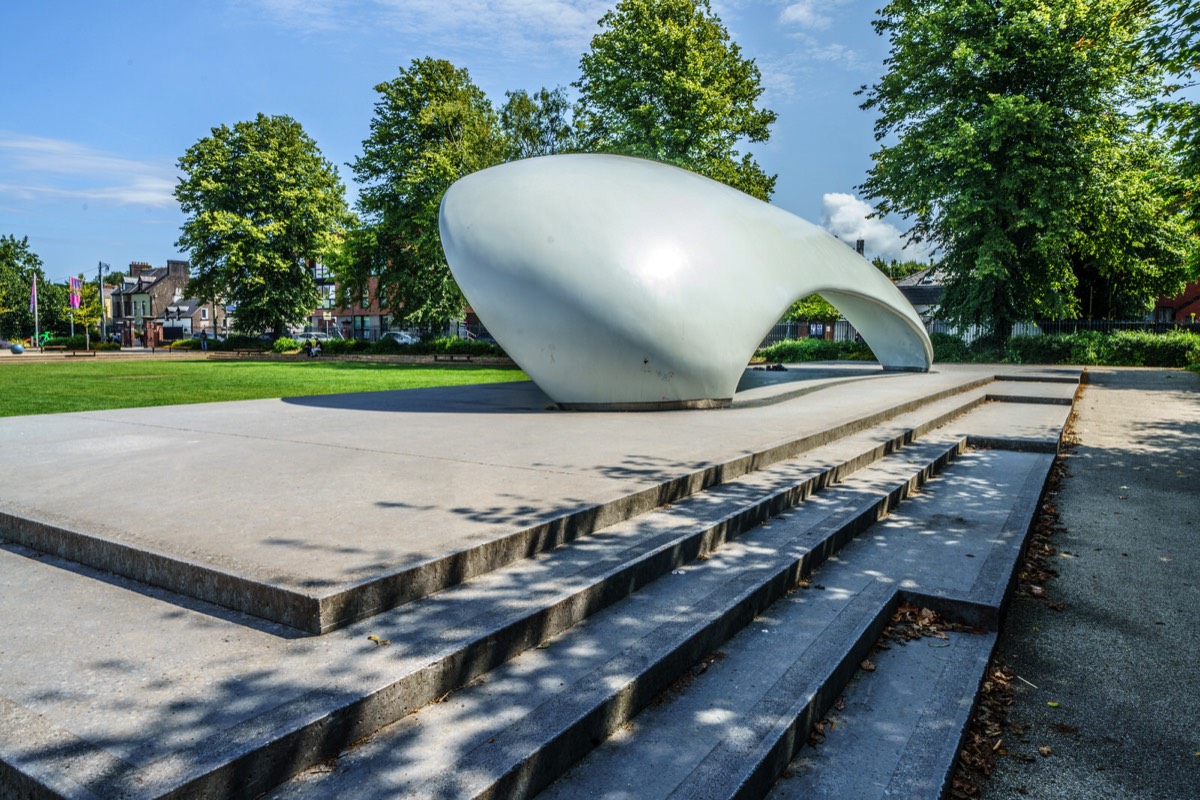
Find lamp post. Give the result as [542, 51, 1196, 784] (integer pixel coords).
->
[97, 262, 110, 340]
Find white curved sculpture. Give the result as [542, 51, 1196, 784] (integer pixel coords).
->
[440, 154, 933, 409]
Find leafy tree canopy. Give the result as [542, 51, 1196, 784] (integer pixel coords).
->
[575, 0, 777, 200]
[861, 0, 1182, 335]
[784, 295, 841, 322]
[0, 235, 47, 339]
[1071, 127, 1193, 318]
[349, 58, 506, 323]
[175, 113, 350, 337]
[500, 86, 577, 160]
[871, 257, 933, 281]
[69, 277, 103, 335]
[1142, 0, 1200, 270]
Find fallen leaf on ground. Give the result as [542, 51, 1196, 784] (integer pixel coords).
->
[1038, 746, 1052, 757]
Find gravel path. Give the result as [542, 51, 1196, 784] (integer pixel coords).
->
[982, 367, 1200, 799]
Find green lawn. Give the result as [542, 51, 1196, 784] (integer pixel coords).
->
[0, 359, 529, 417]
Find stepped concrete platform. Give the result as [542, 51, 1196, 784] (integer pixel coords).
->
[0, 362, 1081, 799]
[0, 364, 1051, 635]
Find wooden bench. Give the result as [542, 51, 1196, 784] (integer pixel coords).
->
[433, 354, 474, 362]
[40, 346, 96, 357]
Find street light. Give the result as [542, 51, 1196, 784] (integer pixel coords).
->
[97, 261, 110, 340]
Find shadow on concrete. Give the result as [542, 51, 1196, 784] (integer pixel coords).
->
[277, 363, 908, 416]
[279, 380, 551, 415]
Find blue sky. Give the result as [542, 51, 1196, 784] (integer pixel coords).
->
[2, 0, 924, 286]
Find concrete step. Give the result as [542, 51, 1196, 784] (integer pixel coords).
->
[0, 377, 997, 635]
[534, 447, 1052, 800]
[265, 440, 966, 799]
[0, 433, 962, 799]
[0, 369, 1078, 800]
[768, 626, 997, 799]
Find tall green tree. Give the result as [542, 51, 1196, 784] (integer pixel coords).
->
[1071, 128, 1192, 318]
[1143, 0, 1200, 271]
[785, 295, 841, 322]
[860, 0, 1180, 336]
[70, 277, 103, 338]
[871, 257, 933, 281]
[500, 86, 577, 160]
[350, 58, 506, 323]
[175, 113, 350, 337]
[0, 235, 45, 340]
[574, 0, 777, 200]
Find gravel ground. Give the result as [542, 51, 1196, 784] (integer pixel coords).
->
[982, 367, 1200, 799]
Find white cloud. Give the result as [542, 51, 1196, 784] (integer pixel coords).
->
[820, 193, 932, 263]
[239, 0, 348, 32]
[779, 1, 833, 30]
[778, 0, 853, 31]
[239, 0, 611, 59]
[0, 133, 178, 208]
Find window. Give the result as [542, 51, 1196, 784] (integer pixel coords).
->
[317, 284, 336, 309]
[201, 307, 209, 320]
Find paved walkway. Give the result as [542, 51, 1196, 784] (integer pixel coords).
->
[983, 367, 1200, 799]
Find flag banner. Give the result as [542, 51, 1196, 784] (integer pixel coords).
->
[29, 275, 37, 313]
[69, 276, 81, 309]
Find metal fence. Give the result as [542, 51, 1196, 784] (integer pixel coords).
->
[761, 318, 1200, 349]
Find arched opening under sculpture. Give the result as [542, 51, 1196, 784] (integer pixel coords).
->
[440, 154, 934, 409]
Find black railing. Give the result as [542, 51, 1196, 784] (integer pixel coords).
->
[760, 317, 1200, 349]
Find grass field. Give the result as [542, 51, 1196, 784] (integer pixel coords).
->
[0, 359, 528, 417]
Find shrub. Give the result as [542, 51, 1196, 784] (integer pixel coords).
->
[1102, 329, 1200, 367]
[1006, 329, 1200, 367]
[1008, 334, 1068, 364]
[273, 337, 298, 354]
[223, 334, 264, 350]
[367, 336, 408, 355]
[424, 336, 506, 356]
[323, 338, 369, 355]
[928, 332, 970, 362]
[756, 338, 849, 362]
[45, 335, 90, 350]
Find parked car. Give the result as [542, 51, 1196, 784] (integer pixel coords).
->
[294, 331, 334, 342]
[381, 330, 419, 345]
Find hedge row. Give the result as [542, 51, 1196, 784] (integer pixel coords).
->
[270, 336, 507, 358]
[1006, 330, 1200, 367]
[755, 329, 1200, 368]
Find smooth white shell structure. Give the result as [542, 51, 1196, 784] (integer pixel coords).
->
[440, 154, 933, 408]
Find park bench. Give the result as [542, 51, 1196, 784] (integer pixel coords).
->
[433, 354, 474, 362]
[40, 346, 96, 357]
